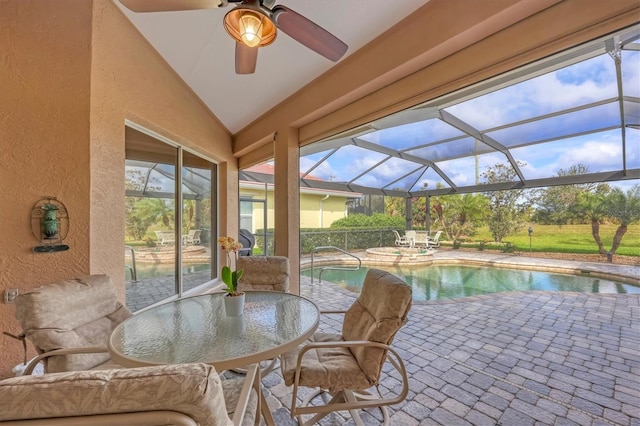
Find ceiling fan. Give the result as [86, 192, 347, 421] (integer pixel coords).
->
[119, 0, 348, 74]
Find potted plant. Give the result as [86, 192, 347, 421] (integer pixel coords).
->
[217, 236, 245, 316]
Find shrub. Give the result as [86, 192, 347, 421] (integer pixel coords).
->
[143, 237, 156, 247]
[502, 242, 517, 253]
[330, 213, 405, 229]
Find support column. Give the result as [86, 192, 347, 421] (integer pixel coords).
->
[273, 127, 300, 294]
[405, 197, 412, 230]
[426, 196, 431, 235]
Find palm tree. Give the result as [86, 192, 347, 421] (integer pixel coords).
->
[574, 192, 608, 254]
[604, 185, 640, 255]
[435, 193, 489, 244]
[575, 184, 640, 259]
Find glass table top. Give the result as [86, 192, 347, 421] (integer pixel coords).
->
[109, 291, 320, 370]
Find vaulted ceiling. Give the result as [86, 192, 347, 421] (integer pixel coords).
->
[115, 0, 430, 133]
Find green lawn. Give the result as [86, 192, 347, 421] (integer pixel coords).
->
[457, 224, 640, 257]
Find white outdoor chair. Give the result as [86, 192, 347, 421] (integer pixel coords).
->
[427, 230, 443, 248]
[155, 230, 175, 245]
[183, 229, 202, 245]
[392, 230, 411, 247]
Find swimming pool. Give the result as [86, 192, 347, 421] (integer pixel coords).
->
[301, 264, 640, 301]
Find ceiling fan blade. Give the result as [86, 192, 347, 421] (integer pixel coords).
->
[270, 5, 347, 62]
[119, 0, 227, 13]
[236, 42, 258, 74]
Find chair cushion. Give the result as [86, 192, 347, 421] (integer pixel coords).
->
[15, 274, 132, 372]
[342, 269, 412, 382]
[238, 256, 290, 292]
[0, 363, 233, 425]
[281, 333, 372, 392]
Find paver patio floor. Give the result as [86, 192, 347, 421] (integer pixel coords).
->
[260, 264, 640, 425]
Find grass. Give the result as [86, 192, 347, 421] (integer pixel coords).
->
[455, 224, 640, 257]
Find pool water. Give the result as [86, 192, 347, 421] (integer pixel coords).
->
[301, 265, 640, 301]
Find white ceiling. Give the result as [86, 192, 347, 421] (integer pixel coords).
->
[115, 0, 429, 133]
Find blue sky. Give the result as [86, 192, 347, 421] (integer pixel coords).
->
[300, 45, 640, 193]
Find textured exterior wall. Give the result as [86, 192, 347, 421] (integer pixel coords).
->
[0, 0, 235, 378]
[0, 0, 93, 379]
[88, 0, 235, 289]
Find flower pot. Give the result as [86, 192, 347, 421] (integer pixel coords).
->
[224, 293, 245, 316]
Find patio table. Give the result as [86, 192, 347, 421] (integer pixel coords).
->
[109, 291, 320, 425]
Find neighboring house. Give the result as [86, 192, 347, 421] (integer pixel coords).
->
[240, 163, 359, 231]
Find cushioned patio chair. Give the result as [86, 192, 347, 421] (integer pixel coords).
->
[237, 256, 290, 293]
[234, 256, 290, 378]
[280, 269, 412, 426]
[14, 274, 132, 375]
[0, 363, 262, 426]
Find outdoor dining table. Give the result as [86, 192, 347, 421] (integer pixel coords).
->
[108, 291, 320, 425]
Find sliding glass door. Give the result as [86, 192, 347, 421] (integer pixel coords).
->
[124, 126, 216, 311]
[182, 150, 216, 293]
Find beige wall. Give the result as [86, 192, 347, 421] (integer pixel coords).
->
[300, 195, 348, 229]
[239, 187, 273, 230]
[240, 187, 349, 230]
[0, 0, 235, 378]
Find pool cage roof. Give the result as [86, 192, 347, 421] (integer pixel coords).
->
[128, 25, 639, 200]
[296, 24, 640, 198]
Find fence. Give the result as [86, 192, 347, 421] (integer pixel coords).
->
[254, 228, 401, 255]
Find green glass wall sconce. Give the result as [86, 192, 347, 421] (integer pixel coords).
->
[31, 196, 69, 253]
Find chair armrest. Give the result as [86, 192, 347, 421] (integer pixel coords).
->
[24, 346, 108, 375]
[0, 410, 199, 425]
[292, 340, 409, 410]
[319, 310, 347, 315]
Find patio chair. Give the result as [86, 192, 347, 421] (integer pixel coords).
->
[235, 256, 290, 378]
[280, 269, 412, 426]
[155, 230, 175, 245]
[238, 228, 256, 256]
[237, 256, 290, 293]
[14, 274, 132, 375]
[404, 230, 417, 247]
[392, 230, 411, 247]
[0, 363, 261, 426]
[183, 229, 202, 245]
[427, 230, 443, 248]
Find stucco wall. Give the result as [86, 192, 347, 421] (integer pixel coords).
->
[0, 0, 93, 379]
[0, 0, 235, 378]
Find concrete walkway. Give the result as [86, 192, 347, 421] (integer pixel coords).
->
[259, 253, 640, 425]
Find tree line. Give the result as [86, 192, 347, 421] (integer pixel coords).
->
[383, 163, 640, 258]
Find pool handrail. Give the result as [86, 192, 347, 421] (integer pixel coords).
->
[310, 246, 362, 284]
[125, 245, 138, 282]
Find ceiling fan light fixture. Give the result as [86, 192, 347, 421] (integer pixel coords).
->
[224, 7, 276, 48]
